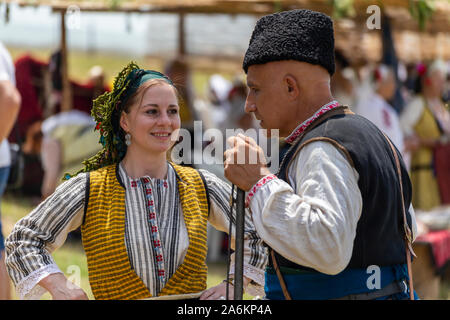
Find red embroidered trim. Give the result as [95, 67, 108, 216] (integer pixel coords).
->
[245, 174, 278, 208]
[285, 101, 340, 144]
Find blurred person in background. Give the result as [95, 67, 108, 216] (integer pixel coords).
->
[40, 109, 101, 199]
[0, 41, 21, 300]
[206, 74, 232, 132]
[356, 64, 405, 156]
[400, 60, 450, 210]
[331, 49, 356, 109]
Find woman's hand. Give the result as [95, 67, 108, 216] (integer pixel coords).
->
[199, 276, 251, 300]
[199, 281, 233, 300]
[39, 273, 89, 300]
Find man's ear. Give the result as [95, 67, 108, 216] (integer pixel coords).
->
[284, 74, 300, 99]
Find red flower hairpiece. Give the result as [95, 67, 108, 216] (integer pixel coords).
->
[417, 63, 427, 77]
[374, 68, 382, 81]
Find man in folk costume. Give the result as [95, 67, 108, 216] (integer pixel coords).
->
[224, 9, 419, 300]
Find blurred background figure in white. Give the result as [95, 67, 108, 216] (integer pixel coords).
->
[356, 64, 405, 157]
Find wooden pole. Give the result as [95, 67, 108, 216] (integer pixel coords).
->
[233, 188, 245, 300]
[178, 12, 186, 57]
[60, 10, 72, 112]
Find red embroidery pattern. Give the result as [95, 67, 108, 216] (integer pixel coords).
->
[382, 109, 391, 128]
[245, 174, 278, 208]
[140, 178, 166, 283]
[285, 101, 340, 144]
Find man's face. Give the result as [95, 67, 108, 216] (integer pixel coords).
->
[245, 63, 291, 137]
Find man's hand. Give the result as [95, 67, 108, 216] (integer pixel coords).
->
[224, 134, 271, 191]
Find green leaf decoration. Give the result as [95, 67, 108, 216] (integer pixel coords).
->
[63, 61, 140, 180]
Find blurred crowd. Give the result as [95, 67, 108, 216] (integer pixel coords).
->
[331, 50, 450, 214]
[1, 47, 449, 209]
[0, 42, 450, 297]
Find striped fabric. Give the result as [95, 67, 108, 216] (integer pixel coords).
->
[82, 163, 208, 300]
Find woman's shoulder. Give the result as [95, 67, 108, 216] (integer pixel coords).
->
[89, 164, 117, 177]
[169, 162, 201, 178]
[50, 171, 89, 199]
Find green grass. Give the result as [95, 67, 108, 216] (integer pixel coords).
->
[1, 193, 254, 300]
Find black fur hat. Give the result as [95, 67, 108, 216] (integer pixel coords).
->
[243, 9, 335, 75]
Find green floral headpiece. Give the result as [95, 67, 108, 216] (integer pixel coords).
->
[63, 61, 174, 180]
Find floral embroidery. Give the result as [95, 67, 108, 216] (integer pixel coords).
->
[142, 178, 166, 283]
[285, 100, 340, 144]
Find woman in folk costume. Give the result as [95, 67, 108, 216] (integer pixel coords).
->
[400, 60, 450, 211]
[5, 63, 267, 300]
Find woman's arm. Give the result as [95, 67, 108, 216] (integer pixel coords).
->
[5, 172, 88, 299]
[38, 273, 88, 300]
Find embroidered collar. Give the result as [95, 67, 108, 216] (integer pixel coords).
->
[285, 100, 340, 144]
[118, 161, 181, 188]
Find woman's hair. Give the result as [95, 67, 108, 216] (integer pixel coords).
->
[122, 79, 180, 114]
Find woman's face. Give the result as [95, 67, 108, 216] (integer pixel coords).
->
[120, 83, 181, 155]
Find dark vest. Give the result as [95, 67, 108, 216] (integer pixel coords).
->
[270, 107, 413, 271]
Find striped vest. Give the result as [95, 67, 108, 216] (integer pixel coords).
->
[81, 163, 209, 300]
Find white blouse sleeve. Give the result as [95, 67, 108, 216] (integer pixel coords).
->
[5, 172, 87, 299]
[399, 97, 425, 137]
[249, 141, 363, 275]
[198, 169, 268, 297]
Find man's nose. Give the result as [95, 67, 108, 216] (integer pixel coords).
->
[245, 99, 256, 113]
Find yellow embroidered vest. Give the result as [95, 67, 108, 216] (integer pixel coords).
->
[81, 163, 209, 300]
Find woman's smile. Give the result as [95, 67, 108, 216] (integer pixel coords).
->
[150, 131, 172, 140]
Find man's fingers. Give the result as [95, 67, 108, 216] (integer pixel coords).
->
[237, 133, 258, 147]
[227, 136, 237, 148]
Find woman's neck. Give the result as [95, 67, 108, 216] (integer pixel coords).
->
[121, 148, 168, 180]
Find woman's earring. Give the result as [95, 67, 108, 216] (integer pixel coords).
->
[125, 133, 131, 146]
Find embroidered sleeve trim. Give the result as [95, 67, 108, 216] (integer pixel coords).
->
[229, 263, 266, 297]
[16, 264, 63, 300]
[245, 174, 278, 208]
